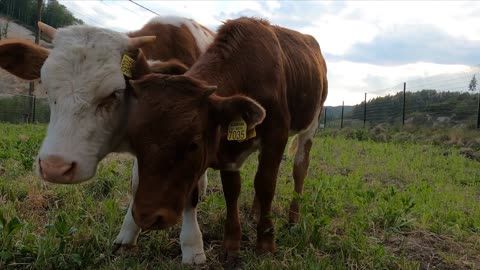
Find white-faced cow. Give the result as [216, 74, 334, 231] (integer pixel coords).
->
[127, 17, 328, 264]
[0, 16, 214, 265]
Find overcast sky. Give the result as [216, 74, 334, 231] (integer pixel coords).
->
[58, 0, 480, 106]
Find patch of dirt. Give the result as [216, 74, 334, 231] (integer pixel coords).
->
[459, 147, 480, 162]
[316, 160, 344, 176]
[17, 184, 56, 230]
[383, 230, 480, 269]
[18, 134, 29, 142]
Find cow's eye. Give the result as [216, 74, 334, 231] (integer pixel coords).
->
[98, 90, 123, 111]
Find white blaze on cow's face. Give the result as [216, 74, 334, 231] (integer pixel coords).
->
[37, 25, 133, 184]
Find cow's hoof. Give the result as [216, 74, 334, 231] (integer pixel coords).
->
[222, 250, 242, 270]
[111, 243, 135, 255]
[288, 214, 299, 224]
[255, 240, 276, 255]
[182, 251, 206, 265]
[112, 228, 139, 255]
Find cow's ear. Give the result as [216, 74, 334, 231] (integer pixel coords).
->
[0, 39, 49, 80]
[149, 59, 189, 75]
[129, 79, 142, 98]
[209, 94, 266, 131]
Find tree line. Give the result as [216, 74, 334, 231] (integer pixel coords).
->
[0, 0, 83, 31]
[344, 90, 479, 124]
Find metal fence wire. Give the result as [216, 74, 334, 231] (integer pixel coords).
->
[323, 65, 480, 130]
[0, 93, 49, 124]
[1, 65, 480, 129]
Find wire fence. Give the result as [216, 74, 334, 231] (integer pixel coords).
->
[0, 93, 49, 124]
[324, 65, 480, 130]
[1, 65, 480, 131]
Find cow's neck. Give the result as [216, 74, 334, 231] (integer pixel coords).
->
[111, 49, 151, 156]
[186, 56, 261, 170]
[185, 55, 238, 98]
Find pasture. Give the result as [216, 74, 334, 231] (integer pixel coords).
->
[0, 123, 479, 269]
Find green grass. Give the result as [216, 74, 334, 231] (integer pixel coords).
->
[0, 123, 479, 269]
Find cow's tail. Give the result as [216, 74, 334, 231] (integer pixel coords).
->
[287, 135, 299, 158]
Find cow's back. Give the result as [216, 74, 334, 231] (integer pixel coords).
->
[189, 18, 326, 134]
[274, 26, 327, 132]
[128, 17, 214, 67]
[190, 18, 285, 101]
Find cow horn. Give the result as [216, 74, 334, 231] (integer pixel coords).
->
[204, 85, 217, 97]
[38, 22, 56, 40]
[128, 36, 156, 49]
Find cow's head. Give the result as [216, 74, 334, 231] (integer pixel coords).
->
[127, 74, 265, 230]
[0, 22, 156, 184]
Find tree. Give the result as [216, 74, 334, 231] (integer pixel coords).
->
[468, 74, 477, 92]
[42, 0, 83, 28]
[0, 0, 82, 30]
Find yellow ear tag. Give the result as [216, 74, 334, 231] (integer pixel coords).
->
[244, 128, 256, 141]
[227, 117, 257, 142]
[227, 117, 247, 141]
[120, 54, 135, 78]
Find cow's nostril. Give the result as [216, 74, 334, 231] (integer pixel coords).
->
[64, 162, 76, 177]
[153, 216, 165, 228]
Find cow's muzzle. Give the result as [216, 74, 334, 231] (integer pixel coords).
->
[38, 155, 77, 184]
[132, 206, 180, 230]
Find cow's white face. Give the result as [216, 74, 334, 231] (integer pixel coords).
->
[36, 26, 132, 183]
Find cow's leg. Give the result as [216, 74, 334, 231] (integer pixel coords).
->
[220, 170, 242, 263]
[288, 134, 313, 224]
[198, 171, 208, 198]
[180, 186, 206, 265]
[249, 194, 260, 223]
[113, 158, 141, 252]
[254, 132, 288, 254]
[289, 112, 320, 224]
[114, 160, 208, 261]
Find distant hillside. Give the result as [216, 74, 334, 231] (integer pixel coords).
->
[346, 90, 479, 127]
[324, 105, 354, 120]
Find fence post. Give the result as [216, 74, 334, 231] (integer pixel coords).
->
[32, 96, 36, 123]
[363, 93, 367, 128]
[341, 101, 344, 128]
[402, 82, 406, 127]
[324, 107, 327, 128]
[27, 0, 43, 124]
[477, 86, 480, 129]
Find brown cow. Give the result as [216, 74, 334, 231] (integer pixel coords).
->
[0, 16, 215, 264]
[127, 17, 328, 262]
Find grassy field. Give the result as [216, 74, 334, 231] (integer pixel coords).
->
[0, 123, 479, 269]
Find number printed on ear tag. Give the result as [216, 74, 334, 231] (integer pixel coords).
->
[120, 54, 135, 78]
[227, 117, 247, 141]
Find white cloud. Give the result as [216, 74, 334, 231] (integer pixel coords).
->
[58, 0, 480, 106]
[342, 1, 480, 40]
[301, 17, 379, 55]
[326, 62, 470, 106]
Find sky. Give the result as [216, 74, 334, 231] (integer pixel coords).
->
[58, 0, 480, 106]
